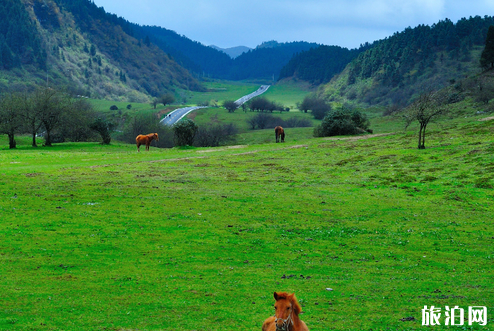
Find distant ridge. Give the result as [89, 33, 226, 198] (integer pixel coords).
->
[209, 45, 252, 58]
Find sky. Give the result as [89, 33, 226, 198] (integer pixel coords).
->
[91, 0, 494, 49]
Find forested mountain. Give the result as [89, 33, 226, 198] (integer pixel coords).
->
[278, 45, 370, 84]
[133, 25, 320, 80]
[0, 0, 46, 70]
[0, 0, 203, 100]
[318, 16, 494, 106]
[228, 41, 320, 80]
[138, 25, 234, 78]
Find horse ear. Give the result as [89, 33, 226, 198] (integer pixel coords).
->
[274, 292, 279, 300]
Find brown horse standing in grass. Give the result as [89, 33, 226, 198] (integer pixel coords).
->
[275, 126, 285, 143]
[262, 292, 309, 331]
[136, 133, 159, 152]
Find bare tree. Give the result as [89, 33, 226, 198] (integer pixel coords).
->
[403, 89, 448, 149]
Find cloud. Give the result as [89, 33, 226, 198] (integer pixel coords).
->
[92, 0, 492, 48]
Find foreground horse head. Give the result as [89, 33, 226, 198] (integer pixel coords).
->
[262, 292, 309, 331]
[136, 133, 159, 152]
[275, 126, 285, 143]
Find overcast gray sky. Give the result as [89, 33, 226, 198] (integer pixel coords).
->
[91, 0, 494, 49]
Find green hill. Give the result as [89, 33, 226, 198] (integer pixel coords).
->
[309, 16, 494, 106]
[0, 0, 203, 101]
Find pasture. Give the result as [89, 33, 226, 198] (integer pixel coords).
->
[0, 114, 493, 330]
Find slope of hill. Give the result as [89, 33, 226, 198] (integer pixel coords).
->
[228, 41, 320, 81]
[278, 44, 371, 85]
[318, 16, 494, 106]
[0, 0, 203, 100]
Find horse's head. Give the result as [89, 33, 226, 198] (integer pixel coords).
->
[153, 133, 159, 141]
[273, 292, 301, 331]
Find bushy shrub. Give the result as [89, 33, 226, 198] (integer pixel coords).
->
[299, 95, 331, 119]
[247, 113, 313, 130]
[314, 108, 371, 137]
[173, 119, 198, 146]
[249, 97, 285, 112]
[194, 123, 238, 147]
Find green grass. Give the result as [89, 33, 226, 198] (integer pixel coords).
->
[0, 113, 493, 330]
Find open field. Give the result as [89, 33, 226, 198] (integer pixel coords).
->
[0, 113, 493, 330]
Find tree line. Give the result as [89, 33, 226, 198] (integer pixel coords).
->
[0, 88, 114, 148]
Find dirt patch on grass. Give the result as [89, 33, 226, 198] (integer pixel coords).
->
[197, 145, 248, 153]
[323, 133, 395, 141]
[288, 144, 308, 149]
[479, 116, 494, 121]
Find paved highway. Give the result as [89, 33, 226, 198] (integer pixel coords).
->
[160, 85, 270, 126]
[159, 106, 206, 126]
[234, 85, 270, 107]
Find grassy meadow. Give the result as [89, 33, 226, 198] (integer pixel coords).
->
[0, 103, 493, 330]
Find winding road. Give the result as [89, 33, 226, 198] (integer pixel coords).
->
[160, 85, 270, 126]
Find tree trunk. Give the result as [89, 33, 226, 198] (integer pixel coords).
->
[418, 124, 423, 149]
[8, 132, 16, 149]
[32, 133, 37, 147]
[420, 124, 427, 149]
[44, 129, 52, 146]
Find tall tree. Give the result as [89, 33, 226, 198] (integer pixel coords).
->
[20, 91, 42, 147]
[0, 92, 23, 149]
[480, 25, 494, 70]
[34, 88, 71, 146]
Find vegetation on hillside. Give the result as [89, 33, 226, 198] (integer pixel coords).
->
[0, 0, 203, 100]
[0, 0, 46, 70]
[278, 45, 369, 84]
[319, 16, 494, 106]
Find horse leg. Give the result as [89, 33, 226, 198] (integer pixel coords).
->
[276, 133, 279, 143]
[136, 142, 141, 152]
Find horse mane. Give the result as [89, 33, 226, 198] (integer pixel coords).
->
[274, 292, 302, 315]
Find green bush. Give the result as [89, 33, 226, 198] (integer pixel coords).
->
[173, 119, 198, 146]
[314, 108, 371, 137]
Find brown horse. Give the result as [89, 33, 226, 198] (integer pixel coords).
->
[262, 292, 309, 331]
[275, 126, 285, 143]
[136, 133, 159, 152]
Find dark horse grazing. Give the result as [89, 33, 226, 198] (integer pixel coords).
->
[136, 133, 159, 152]
[262, 292, 309, 331]
[275, 126, 285, 143]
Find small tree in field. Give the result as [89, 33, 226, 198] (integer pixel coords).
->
[159, 93, 175, 107]
[223, 100, 238, 113]
[403, 89, 447, 149]
[90, 116, 115, 144]
[0, 92, 23, 149]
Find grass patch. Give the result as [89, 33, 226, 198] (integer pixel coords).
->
[0, 116, 493, 330]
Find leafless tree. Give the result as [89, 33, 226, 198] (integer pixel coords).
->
[403, 89, 448, 149]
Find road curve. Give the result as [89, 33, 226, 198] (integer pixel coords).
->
[159, 106, 206, 126]
[160, 85, 270, 126]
